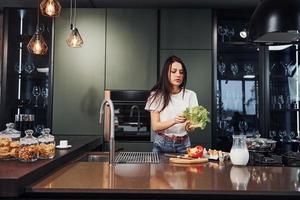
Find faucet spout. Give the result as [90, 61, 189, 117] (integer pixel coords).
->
[99, 98, 115, 165]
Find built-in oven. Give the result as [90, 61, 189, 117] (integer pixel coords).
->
[104, 90, 151, 141]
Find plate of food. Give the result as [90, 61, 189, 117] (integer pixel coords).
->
[168, 145, 209, 164]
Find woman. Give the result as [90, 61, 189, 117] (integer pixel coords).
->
[145, 55, 199, 153]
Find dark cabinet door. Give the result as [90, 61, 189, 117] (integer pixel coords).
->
[215, 14, 260, 151]
[0, 8, 53, 135]
[267, 44, 300, 148]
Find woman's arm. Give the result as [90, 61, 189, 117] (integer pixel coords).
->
[150, 111, 186, 132]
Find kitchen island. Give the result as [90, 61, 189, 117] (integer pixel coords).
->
[0, 135, 101, 197]
[27, 154, 300, 200]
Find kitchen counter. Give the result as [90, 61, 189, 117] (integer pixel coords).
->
[28, 155, 300, 200]
[0, 135, 101, 197]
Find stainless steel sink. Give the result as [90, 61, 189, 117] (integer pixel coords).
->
[79, 152, 160, 164]
[79, 152, 109, 162]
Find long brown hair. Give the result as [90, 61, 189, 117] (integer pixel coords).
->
[148, 55, 187, 111]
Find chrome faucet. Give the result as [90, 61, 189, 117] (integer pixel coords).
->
[99, 98, 115, 165]
[130, 105, 140, 132]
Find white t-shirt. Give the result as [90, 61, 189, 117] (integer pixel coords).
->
[145, 89, 198, 137]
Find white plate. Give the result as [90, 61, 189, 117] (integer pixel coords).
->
[56, 145, 72, 149]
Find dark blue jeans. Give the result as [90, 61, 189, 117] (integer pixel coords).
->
[152, 134, 191, 153]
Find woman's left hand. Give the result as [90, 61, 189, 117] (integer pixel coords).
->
[185, 121, 195, 132]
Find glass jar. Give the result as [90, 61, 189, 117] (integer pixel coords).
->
[0, 123, 20, 160]
[38, 128, 55, 159]
[19, 129, 39, 162]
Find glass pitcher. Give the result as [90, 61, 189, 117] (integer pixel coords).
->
[230, 134, 249, 166]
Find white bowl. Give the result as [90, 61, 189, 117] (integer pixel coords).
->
[37, 68, 49, 73]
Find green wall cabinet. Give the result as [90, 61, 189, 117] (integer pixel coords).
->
[52, 9, 106, 135]
[160, 9, 212, 147]
[160, 9, 212, 50]
[105, 9, 157, 90]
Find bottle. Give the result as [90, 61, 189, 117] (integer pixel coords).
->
[0, 123, 20, 160]
[38, 128, 55, 159]
[19, 129, 39, 162]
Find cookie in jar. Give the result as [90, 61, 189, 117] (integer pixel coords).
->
[0, 123, 20, 160]
[19, 129, 39, 162]
[38, 128, 55, 159]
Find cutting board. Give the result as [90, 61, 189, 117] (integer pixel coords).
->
[169, 157, 209, 164]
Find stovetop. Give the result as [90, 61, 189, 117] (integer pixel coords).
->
[248, 151, 300, 167]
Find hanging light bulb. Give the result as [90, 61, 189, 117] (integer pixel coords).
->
[27, 29, 48, 55]
[40, 0, 61, 17]
[66, 27, 83, 47]
[27, 0, 48, 55]
[66, 0, 83, 48]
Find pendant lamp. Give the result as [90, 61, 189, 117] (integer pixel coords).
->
[40, 0, 61, 17]
[27, 0, 48, 55]
[66, 0, 83, 48]
[249, 0, 300, 44]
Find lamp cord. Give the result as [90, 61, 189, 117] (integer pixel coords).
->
[37, 0, 40, 31]
[70, 0, 73, 29]
[74, 0, 77, 28]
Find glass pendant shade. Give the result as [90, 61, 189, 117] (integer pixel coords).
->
[27, 30, 48, 55]
[66, 28, 83, 48]
[40, 0, 61, 17]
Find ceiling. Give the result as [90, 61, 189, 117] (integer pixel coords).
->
[0, 0, 261, 9]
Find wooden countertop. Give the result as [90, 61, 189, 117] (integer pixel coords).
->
[0, 135, 101, 197]
[29, 155, 300, 199]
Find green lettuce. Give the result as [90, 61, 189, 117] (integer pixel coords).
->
[183, 106, 210, 130]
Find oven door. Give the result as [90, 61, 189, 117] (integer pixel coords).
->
[104, 90, 151, 141]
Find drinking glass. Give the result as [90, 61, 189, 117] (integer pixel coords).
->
[32, 86, 40, 107]
[41, 87, 49, 107]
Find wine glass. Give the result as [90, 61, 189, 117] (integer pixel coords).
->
[25, 62, 36, 74]
[218, 25, 228, 43]
[226, 28, 235, 42]
[230, 63, 239, 76]
[244, 64, 254, 75]
[41, 87, 49, 107]
[238, 120, 248, 134]
[218, 61, 226, 76]
[32, 86, 40, 107]
[277, 95, 285, 109]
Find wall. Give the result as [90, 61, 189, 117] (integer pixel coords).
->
[52, 9, 106, 135]
[52, 8, 212, 146]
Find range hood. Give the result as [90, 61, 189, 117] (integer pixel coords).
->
[249, 0, 300, 44]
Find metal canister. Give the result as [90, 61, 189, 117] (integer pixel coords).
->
[15, 114, 35, 137]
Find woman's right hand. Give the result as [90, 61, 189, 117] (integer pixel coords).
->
[173, 114, 186, 124]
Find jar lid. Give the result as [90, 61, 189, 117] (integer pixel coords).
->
[38, 128, 54, 143]
[0, 123, 20, 139]
[21, 129, 38, 145]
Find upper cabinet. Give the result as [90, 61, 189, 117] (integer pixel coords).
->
[105, 9, 157, 90]
[160, 9, 212, 50]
